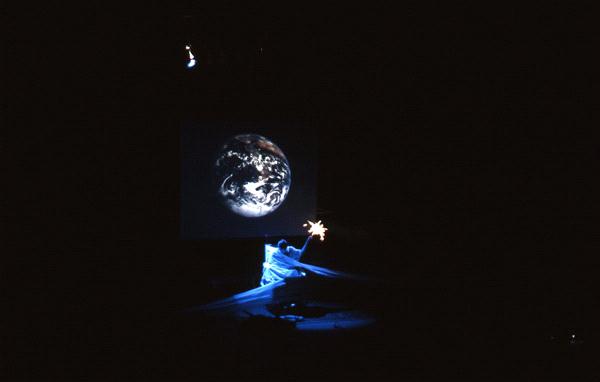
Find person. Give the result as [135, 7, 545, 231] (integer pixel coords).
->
[276, 236, 312, 261]
[259, 236, 314, 321]
[260, 235, 313, 286]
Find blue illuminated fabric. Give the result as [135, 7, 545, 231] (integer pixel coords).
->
[198, 244, 370, 315]
[191, 243, 377, 330]
[260, 244, 305, 286]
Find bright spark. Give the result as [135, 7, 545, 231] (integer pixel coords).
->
[303, 220, 328, 241]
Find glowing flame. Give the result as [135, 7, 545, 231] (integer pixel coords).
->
[303, 220, 328, 241]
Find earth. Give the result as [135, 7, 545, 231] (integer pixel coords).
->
[215, 134, 291, 217]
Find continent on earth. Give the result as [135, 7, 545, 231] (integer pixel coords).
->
[215, 134, 291, 217]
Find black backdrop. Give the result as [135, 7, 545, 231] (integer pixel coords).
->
[5, 3, 600, 380]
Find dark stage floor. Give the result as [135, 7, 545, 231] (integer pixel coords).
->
[6, 269, 598, 381]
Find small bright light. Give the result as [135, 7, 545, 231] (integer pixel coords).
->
[303, 220, 328, 241]
[185, 44, 196, 69]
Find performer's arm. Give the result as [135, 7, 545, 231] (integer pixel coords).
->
[300, 235, 313, 256]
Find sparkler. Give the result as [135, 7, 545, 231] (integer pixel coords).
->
[303, 220, 328, 241]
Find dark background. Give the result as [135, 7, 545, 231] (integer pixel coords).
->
[180, 122, 317, 239]
[4, 3, 600, 380]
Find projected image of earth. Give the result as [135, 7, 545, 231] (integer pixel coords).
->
[216, 134, 291, 217]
